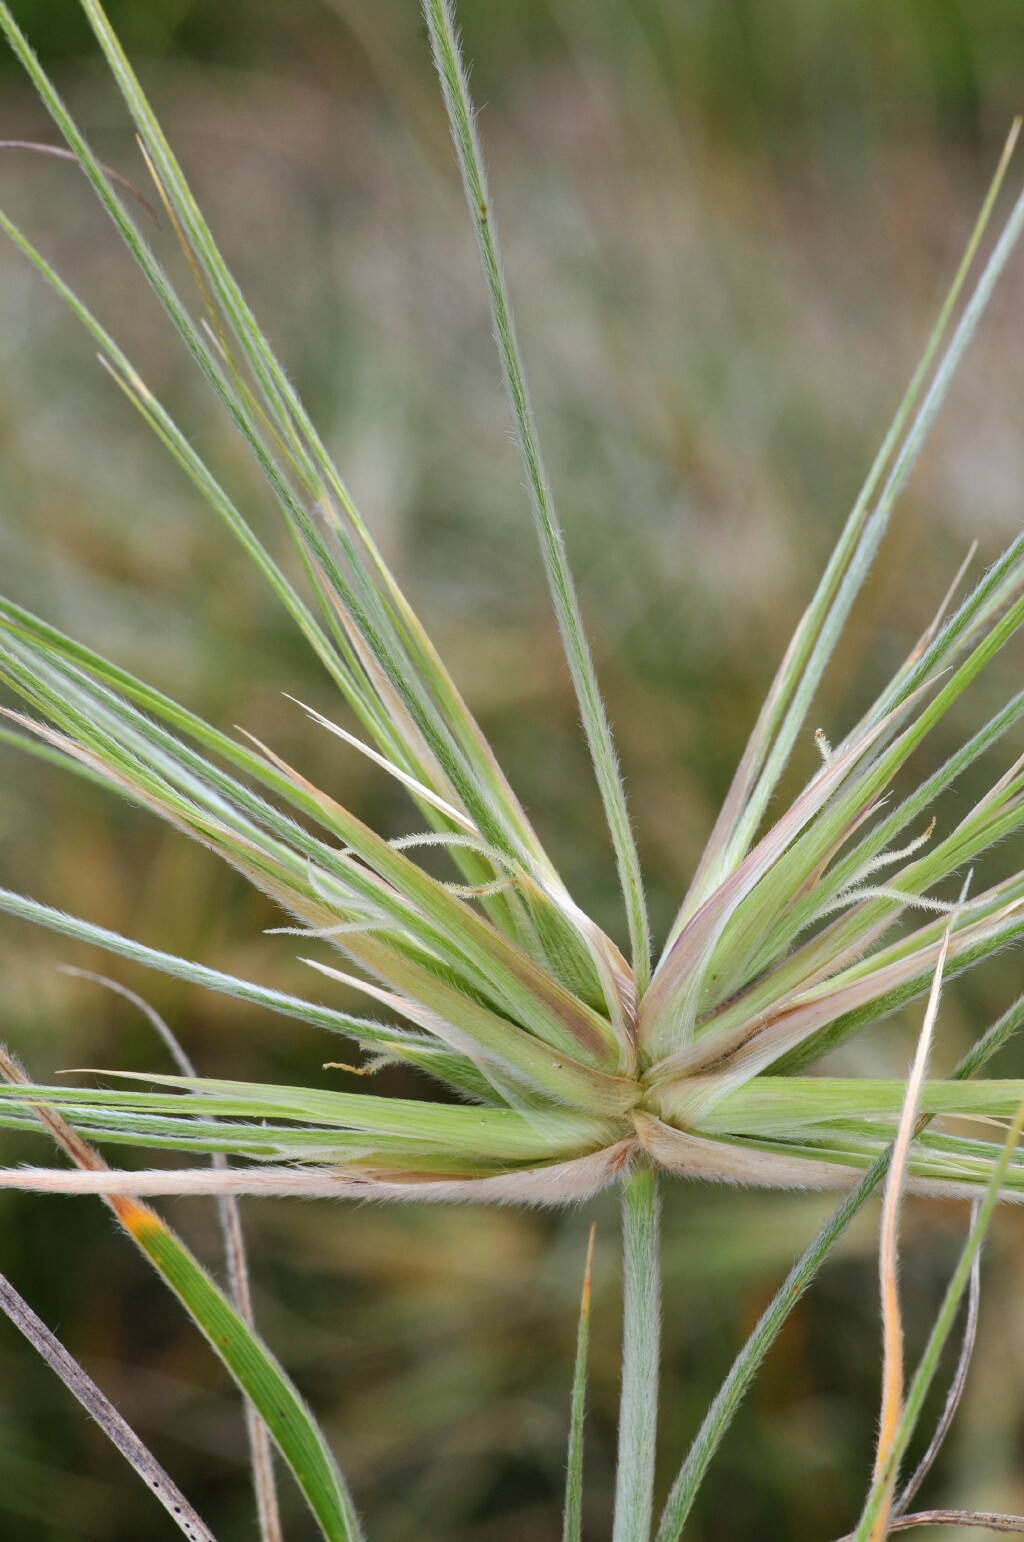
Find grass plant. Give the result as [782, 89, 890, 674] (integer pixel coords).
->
[1, 0, 1024, 1536]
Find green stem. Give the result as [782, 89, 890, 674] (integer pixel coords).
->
[562, 1224, 596, 1542]
[613, 1162, 661, 1542]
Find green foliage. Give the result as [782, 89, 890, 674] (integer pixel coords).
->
[0, 0, 1024, 1537]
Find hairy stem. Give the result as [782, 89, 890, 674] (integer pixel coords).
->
[613, 1163, 661, 1542]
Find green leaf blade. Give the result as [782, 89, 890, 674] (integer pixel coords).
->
[421, 0, 650, 988]
[116, 1202, 363, 1542]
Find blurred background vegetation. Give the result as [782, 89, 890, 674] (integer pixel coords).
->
[1, 1, 1024, 1537]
